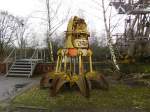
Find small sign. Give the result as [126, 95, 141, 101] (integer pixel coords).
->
[74, 39, 88, 48]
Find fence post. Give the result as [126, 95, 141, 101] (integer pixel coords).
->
[25, 48, 26, 59]
[40, 50, 42, 60]
[6, 62, 8, 74]
[37, 49, 38, 59]
[15, 49, 16, 61]
[44, 50, 45, 62]
[30, 60, 32, 77]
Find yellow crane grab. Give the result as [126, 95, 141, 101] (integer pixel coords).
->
[40, 16, 109, 97]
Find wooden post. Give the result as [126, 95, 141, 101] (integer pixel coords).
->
[37, 49, 39, 59]
[6, 62, 8, 74]
[44, 50, 45, 62]
[40, 50, 42, 61]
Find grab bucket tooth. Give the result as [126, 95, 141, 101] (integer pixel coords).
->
[86, 72, 109, 90]
[50, 76, 68, 97]
[75, 75, 90, 98]
[40, 73, 51, 88]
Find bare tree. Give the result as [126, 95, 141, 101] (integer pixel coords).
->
[101, 0, 120, 71]
[15, 19, 27, 49]
[45, 0, 70, 62]
[90, 0, 122, 72]
[90, 31, 107, 47]
[15, 17, 37, 49]
[0, 11, 23, 61]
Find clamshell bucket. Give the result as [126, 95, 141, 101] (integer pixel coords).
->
[40, 16, 109, 97]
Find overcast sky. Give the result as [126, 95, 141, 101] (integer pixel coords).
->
[0, 0, 125, 44]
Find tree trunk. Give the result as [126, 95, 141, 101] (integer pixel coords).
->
[101, 0, 120, 71]
[46, 0, 54, 62]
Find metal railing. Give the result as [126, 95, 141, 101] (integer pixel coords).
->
[3, 48, 16, 63]
[30, 49, 40, 77]
[3, 48, 16, 73]
[3, 47, 50, 76]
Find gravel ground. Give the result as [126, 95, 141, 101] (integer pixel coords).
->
[0, 75, 39, 101]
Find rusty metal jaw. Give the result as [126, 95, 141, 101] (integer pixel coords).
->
[41, 71, 109, 98]
[40, 49, 109, 97]
[40, 73, 51, 88]
[49, 73, 90, 98]
[49, 71, 109, 97]
[86, 71, 109, 90]
[40, 16, 109, 98]
[40, 72, 66, 88]
[75, 75, 90, 97]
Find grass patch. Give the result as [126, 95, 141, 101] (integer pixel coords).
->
[11, 83, 150, 111]
[92, 62, 150, 75]
[120, 63, 150, 74]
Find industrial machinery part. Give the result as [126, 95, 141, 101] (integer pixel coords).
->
[40, 16, 109, 97]
[111, 0, 150, 63]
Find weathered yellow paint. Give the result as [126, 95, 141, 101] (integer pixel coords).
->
[40, 16, 109, 97]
